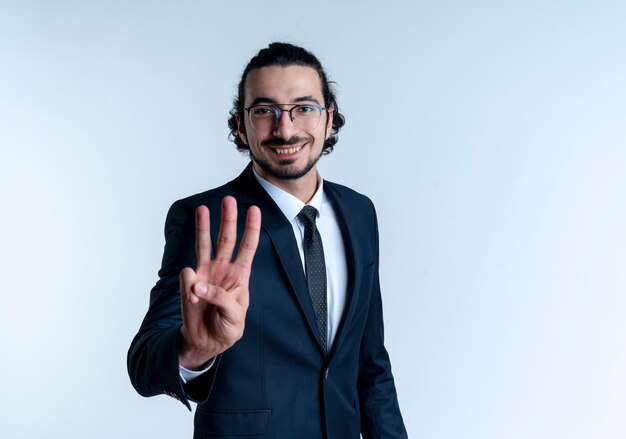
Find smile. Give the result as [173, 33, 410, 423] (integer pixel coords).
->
[273, 144, 304, 155]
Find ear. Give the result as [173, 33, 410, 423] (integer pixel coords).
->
[236, 113, 248, 145]
[324, 108, 334, 140]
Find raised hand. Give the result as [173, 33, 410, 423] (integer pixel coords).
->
[178, 196, 261, 370]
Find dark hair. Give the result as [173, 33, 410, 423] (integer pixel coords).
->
[227, 42, 345, 155]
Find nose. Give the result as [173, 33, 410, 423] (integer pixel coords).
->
[272, 108, 298, 139]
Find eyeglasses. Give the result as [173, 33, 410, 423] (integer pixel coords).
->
[244, 104, 326, 131]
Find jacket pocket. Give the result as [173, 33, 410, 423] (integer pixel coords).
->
[195, 408, 271, 436]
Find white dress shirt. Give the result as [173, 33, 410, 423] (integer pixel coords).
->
[180, 169, 348, 382]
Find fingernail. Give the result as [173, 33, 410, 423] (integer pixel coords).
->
[196, 283, 207, 296]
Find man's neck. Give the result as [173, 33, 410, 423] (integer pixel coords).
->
[252, 163, 319, 204]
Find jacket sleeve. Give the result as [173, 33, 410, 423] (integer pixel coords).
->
[358, 201, 408, 438]
[127, 199, 218, 409]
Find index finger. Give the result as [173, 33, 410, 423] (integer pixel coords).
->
[234, 205, 261, 270]
[195, 205, 212, 267]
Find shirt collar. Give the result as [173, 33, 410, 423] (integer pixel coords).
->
[252, 166, 324, 222]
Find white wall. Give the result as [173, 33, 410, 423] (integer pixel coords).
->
[1, 1, 625, 437]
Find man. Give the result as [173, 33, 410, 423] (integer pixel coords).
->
[128, 42, 407, 438]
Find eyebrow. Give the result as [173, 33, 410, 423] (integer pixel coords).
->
[247, 95, 322, 107]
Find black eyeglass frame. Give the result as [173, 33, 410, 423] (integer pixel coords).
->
[243, 104, 326, 130]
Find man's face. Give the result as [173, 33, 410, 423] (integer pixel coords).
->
[237, 65, 333, 185]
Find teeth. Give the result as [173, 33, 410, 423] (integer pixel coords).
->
[275, 145, 302, 154]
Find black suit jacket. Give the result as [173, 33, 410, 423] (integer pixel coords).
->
[128, 164, 407, 438]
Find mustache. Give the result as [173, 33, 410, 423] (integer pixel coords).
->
[262, 136, 312, 148]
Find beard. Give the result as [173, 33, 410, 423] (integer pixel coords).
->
[250, 136, 322, 180]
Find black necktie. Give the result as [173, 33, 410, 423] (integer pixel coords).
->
[298, 205, 328, 353]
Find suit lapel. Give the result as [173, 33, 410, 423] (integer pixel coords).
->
[323, 183, 363, 359]
[234, 164, 326, 353]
